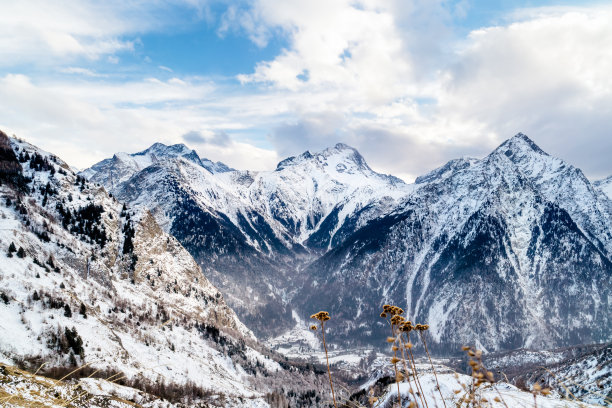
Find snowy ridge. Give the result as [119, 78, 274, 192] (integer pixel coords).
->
[594, 174, 612, 200]
[81, 142, 233, 189]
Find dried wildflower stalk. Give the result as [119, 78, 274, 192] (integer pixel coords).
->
[416, 324, 447, 408]
[311, 311, 337, 408]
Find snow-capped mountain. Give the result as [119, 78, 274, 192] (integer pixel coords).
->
[0, 131, 331, 406]
[298, 134, 612, 352]
[83, 133, 612, 355]
[80, 142, 233, 189]
[83, 142, 411, 337]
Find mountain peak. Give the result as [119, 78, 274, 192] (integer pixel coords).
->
[138, 142, 194, 158]
[333, 142, 352, 150]
[276, 143, 371, 173]
[496, 132, 549, 157]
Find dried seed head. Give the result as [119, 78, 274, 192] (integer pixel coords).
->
[406, 342, 413, 349]
[399, 322, 413, 332]
[310, 311, 330, 322]
[462, 346, 471, 351]
[310, 325, 317, 331]
[390, 357, 400, 364]
[383, 304, 392, 313]
[380, 312, 387, 318]
[392, 345, 399, 351]
[396, 372, 405, 382]
[386, 337, 396, 343]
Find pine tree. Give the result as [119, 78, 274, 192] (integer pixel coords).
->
[79, 303, 87, 319]
[16, 247, 25, 258]
[8, 242, 16, 253]
[64, 304, 72, 317]
[32, 290, 40, 301]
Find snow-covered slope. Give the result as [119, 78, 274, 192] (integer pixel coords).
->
[298, 134, 612, 352]
[0, 132, 331, 406]
[595, 174, 612, 200]
[512, 343, 611, 406]
[239, 143, 410, 248]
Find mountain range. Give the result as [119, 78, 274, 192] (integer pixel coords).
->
[81, 133, 612, 354]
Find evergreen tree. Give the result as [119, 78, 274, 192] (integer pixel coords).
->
[64, 304, 72, 317]
[16, 247, 25, 258]
[32, 290, 40, 301]
[8, 242, 16, 254]
[79, 303, 87, 319]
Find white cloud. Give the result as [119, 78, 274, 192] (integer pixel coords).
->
[0, 72, 278, 171]
[1, 1, 611, 180]
[229, 2, 612, 179]
[434, 6, 612, 177]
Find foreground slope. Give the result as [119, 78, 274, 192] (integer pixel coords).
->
[0, 131, 331, 406]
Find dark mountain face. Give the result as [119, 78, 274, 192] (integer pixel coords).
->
[296, 135, 612, 353]
[83, 134, 612, 353]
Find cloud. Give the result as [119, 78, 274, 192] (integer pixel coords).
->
[434, 6, 612, 178]
[1, 1, 611, 181]
[0, 72, 277, 171]
[183, 130, 232, 147]
[182, 130, 207, 144]
[60, 67, 107, 77]
[232, 2, 612, 179]
[0, 0, 210, 67]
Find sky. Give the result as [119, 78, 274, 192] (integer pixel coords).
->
[0, 0, 611, 182]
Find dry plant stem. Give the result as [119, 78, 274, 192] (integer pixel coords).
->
[321, 322, 338, 408]
[390, 324, 402, 408]
[398, 333, 426, 408]
[418, 332, 447, 408]
[406, 335, 428, 408]
[397, 334, 418, 402]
